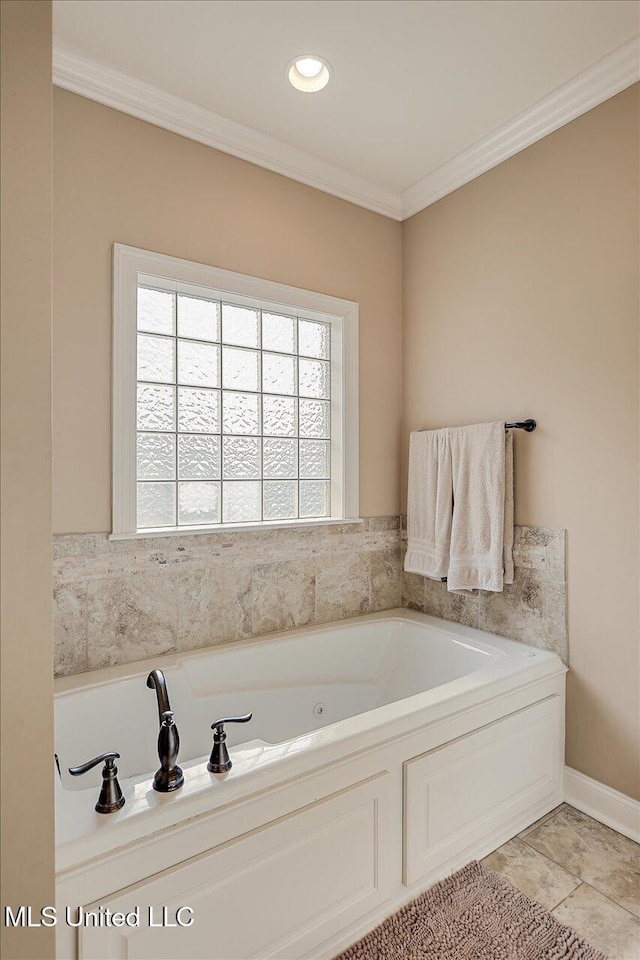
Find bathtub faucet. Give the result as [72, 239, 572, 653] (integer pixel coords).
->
[146, 669, 184, 793]
[146, 668, 171, 726]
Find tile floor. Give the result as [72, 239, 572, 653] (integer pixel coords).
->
[482, 804, 640, 959]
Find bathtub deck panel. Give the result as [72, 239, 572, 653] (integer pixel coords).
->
[78, 774, 394, 960]
[403, 695, 562, 885]
[54, 609, 566, 960]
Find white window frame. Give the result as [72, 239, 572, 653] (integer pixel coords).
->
[111, 243, 359, 538]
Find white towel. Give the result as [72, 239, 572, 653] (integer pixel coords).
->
[503, 430, 515, 585]
[447, 422, 511, 593]
[404, 429, 452, 580]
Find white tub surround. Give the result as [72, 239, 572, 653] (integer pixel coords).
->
[55, 609, 566, 960]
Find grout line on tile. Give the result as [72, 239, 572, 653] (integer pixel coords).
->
[519, 804, 640, 911]
[550, 881, 588, 915]
[573, 882, 640, 923]
[508, 839, 583, 910]
[526, 834, 640, 922]
[516, 837, 576, 878]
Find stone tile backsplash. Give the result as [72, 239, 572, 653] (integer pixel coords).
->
[53, 518, 401, 676]
[53, 517, 566, 677]
[402, 523, 568, 662]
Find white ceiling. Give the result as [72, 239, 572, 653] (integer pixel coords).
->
[53, 0, 639, 207]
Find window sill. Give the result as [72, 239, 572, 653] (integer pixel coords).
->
[109, 517, 364, 541]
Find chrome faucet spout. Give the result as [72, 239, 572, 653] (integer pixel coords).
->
[146, 668, 171, 727]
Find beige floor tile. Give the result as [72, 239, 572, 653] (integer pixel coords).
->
[482, 836, 580, 909]
[552, 883, 640, 960]
[518, 802, 567, 838]
[524, 805, 640, 917]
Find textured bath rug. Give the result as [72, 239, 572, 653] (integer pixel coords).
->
[335, 861, 605, 960]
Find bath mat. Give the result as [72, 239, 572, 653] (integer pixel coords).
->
[335, 860, 605, 960]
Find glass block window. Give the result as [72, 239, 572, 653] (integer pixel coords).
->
[113, 246, 358, 536]
[135, 286, 332, 528]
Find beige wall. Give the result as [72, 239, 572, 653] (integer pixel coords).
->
[402, 85, 640, 800]
[0, 2, 56, 957]
[52, 90, 403, 534]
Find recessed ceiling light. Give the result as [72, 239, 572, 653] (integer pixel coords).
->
[287, 55, 332, 93]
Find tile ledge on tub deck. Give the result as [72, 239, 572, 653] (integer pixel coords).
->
[108, 517, 365, 540]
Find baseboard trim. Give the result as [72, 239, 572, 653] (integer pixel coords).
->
[564, 766, 640, 843]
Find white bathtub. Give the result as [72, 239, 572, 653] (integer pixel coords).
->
[55, 609, 566, 960]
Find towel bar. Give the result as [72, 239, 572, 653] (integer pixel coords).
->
[419, 419, 537, 433]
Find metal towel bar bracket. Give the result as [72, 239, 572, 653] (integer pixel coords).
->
[504, 419, 537, 432]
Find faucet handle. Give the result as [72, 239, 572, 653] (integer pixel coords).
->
[69, 752, 125, 814]
[208, 714, 253, 774]
[210, 714, 253, 734]
[69, 751, 120, 776]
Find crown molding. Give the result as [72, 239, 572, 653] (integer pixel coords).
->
[401, 38, 640, 219]
[53, 37, 639, 223]
[52, 40, 403, 221]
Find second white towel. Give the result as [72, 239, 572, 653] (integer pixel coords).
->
[447, 421, 510, 592]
